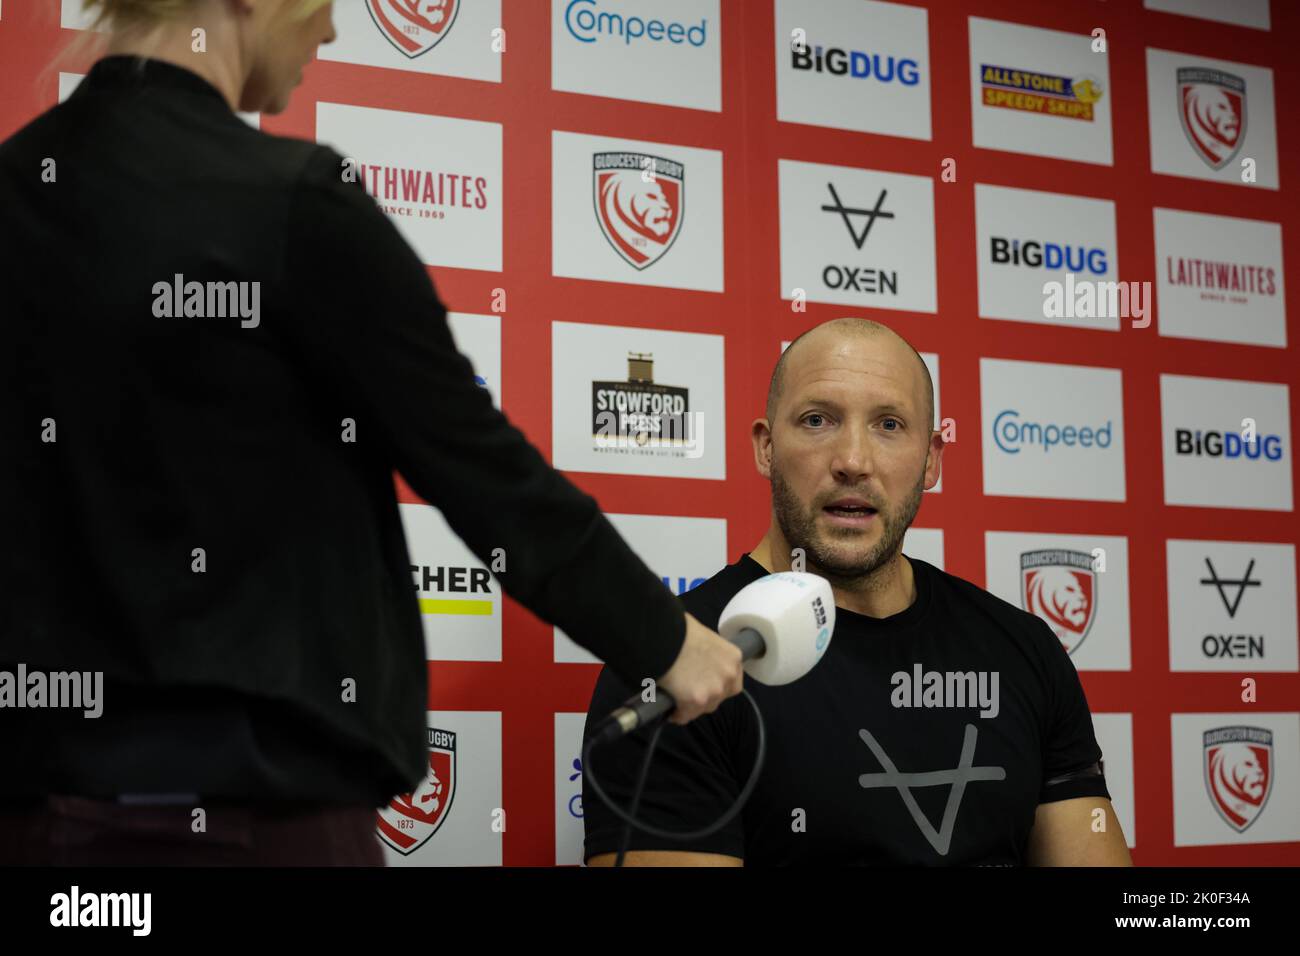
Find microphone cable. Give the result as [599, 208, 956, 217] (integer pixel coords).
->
[582, 687, 767, 867]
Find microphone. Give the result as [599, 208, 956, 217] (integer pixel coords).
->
[592, 572, 835, 744]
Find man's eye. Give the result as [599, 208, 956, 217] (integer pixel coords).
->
[804, 414, 826, 427]
[882, 418, 902, 431]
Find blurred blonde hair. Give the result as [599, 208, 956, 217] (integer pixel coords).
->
[48, 0, 331, 91]
[79, 0, 333, 30]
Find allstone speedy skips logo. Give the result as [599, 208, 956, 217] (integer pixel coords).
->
[968, 18, 1113, 165]
[1177, 66, 1246, 169]
[366, 0, 459, 58]
[1203, 726, 1272, 833]
[377, 727, 457, 854]
[592, 152, 684, 269]
[979, 63, 1104, 121]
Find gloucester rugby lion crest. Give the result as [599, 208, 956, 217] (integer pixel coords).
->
[1020, 549, 1097, 656]
[1203, 726, 1272, 833]
[1177, 66, 1246, 170]
[376, 727, 457, 855]
[367, 0, 459, 59]
[593, 152, 684, 270]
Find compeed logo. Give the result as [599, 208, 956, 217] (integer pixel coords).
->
[1203, 725, 1272, 832]
[1021, 549, 1097, 655]
[991, 410, 1114, 454]
[1178, 67, 1246, 170]
[367, 0, 459, 59]
[564, 0, 708, 47]
[593, 152, 684, 269]
[377, 727, 457, 854]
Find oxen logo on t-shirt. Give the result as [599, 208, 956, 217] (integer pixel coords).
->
[377, 727, 457, 854]
[1020, 549, 1097, 655]
[1203, 725, 1272, 833]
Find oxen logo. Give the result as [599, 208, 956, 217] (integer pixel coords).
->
[367, 0, 459, 59]
[1020, 549, 1097, 655]
[592, 152, 684, 269]
[1177, 67, 1246, 170]
[1203, 726, 1272, 832]
[376, 727, 457, 854]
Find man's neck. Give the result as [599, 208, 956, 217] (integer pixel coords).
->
[750, 529, 916, 619]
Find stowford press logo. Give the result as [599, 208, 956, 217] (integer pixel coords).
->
[593, 152, 684, 269]
[377, 727, 457, 854]
[367, 0, 459, 58]
[1020, 549, 1097, 655]
[1178, 67, 1246, 170]
[979, 64, 1104, 121]
[1203, 725, 1272, 833]
[592, 352, 700, 457]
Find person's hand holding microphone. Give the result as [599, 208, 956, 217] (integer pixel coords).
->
[656, 612, 745, 725]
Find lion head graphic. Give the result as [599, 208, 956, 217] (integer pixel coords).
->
[1182, 85, 1243, 168]
[1207, 741, 1270, 831]
[369, 0, 457, 57]
[1026, 568, 1091, 641]
[393, 0, 450, 30]
[406, 763, 445, 820]
[597, 170, 679, 268]
[1210, 743, 1266, 804]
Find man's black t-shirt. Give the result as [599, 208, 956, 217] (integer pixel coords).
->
[582, 554, 1111, 865]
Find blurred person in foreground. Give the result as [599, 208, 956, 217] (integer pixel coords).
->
[0, 0, 742, 865]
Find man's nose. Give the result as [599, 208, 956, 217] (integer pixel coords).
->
[831, 425, 875, 481]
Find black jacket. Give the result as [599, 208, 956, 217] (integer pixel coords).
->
[0, 55, 684, 804]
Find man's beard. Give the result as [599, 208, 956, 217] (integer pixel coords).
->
[770, 452, 925, 582]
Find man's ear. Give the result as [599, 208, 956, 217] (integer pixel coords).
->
[923, 429, 944, 491]
[751, 418, 773, 479]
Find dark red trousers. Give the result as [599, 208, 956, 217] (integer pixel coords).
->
[0, 796, 385, 866]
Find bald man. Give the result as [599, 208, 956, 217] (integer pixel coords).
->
[580, 318, 1132, 866]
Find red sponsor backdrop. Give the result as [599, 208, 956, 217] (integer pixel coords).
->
[2, 0, 1297, 865]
